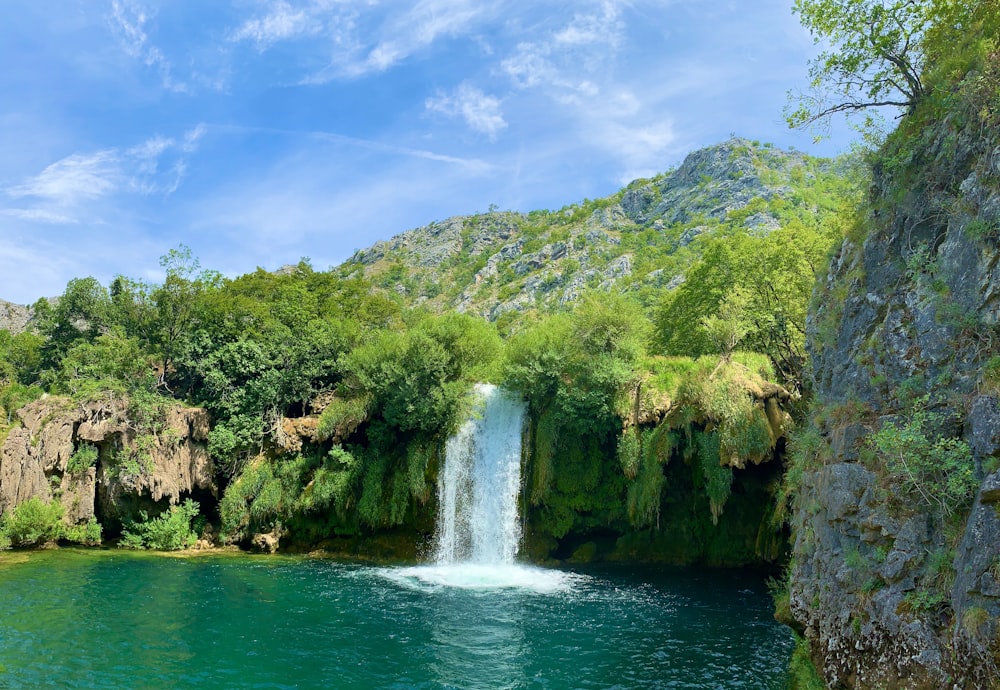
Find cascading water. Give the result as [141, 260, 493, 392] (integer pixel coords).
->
[434, 383, 526, 566]
[384, 384, 580, 593]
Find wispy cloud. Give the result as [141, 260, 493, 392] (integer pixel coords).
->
[230, 0, 324, 48]
[0, 208, 79, 225]
[553, 0, 625, 47]
[500, 0, 625, 95]
[356, 0, 490, 74]
[212, 122, 497, 174]
[7, 151, 120, 202]
[109, 0, 187, 93]
[426, 83, 507, 139]
[313, 130, 497, 173]
[3, 125, 207, 220]
[185, 145, 505, 275]
[230, 0, 497, 82]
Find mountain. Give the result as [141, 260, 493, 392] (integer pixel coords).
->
[340, 137, 852, 327]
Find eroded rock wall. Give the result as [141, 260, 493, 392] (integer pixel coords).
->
[0, 397, 214, 529]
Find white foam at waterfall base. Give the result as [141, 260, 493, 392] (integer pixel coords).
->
[378, 384, 584, 594]
[384, 563, 584, 594]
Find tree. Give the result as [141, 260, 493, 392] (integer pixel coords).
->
[655, 218, 840, 387]
[700, 287, 752, 360]
[787, 0, 932, 133]
[151, 246, 221, 387]
[36, 277, 112, 371]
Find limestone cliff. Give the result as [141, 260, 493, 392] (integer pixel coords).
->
[0, 396, 214, 531]
[790, 58, 1000, 688]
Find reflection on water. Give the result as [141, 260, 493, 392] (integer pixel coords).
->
[0, 550, 794, 689]
[428, 588, 527, 690]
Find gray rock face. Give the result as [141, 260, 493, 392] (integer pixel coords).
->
[791, 464, 949, 689]
[0, 397, 214, 531]
[0, 299, 31, 334]
[649, 138, 798, 226]
[511, 242, 567, 277]
[351, 213, 521, 271]
[793, 85, 1000, 686]
[952, 471, 1000, 647]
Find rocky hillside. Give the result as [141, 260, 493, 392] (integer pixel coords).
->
[0, 299, 30, 335]
[788, 55, 1000, 688]
[342, 137, 850, 326]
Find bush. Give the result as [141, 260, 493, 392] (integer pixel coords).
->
[64, 517, 103, 545]
[869, 397, 976, 520]
[697, 431, 733, 524]
[67, 443, 99, 475]
[120, 499, 201, 550]
[1, 498, 64, 546]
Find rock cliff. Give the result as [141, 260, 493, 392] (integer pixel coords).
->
[790, 58, 1000, 688]
[0, 396, 214, 532]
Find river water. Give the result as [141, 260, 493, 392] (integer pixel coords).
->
[0, 549, 792, 689]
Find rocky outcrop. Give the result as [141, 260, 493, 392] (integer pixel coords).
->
[0, 396, 214, 530]
[622, 137, 806, 228]
[350, 213, 520, 270]
[0, 299, 31, 334]
[791, 62, 1000, 687]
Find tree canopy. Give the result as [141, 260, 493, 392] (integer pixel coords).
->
[787, 0, 931, 132]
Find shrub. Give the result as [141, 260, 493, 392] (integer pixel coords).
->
[869, 397, 976, 520]
[626, 451, 665, 529]
[64, 517, 102, 545]
[787, 634, 825, 690]
[617, 428, 641, 480]
[962, 606, 991, 638]
[316, 395, 371, 441]
[1, 498, 64, 546]
[67, 443, 99, 475]
[696, 431, 732, 524]
[120, 499, 201, 550]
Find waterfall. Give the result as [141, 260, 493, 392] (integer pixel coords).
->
[380, 383, 577, 592]
[434, 383, 526, 566]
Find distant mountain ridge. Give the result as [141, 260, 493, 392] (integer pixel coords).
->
[341, 137, 849, 324]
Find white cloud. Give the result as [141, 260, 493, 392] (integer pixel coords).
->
[426, 84, 507, 139]
[500, 43, 555, 89]
[0, 208, 78, 225]
[0, 241, 81, 303]
[230, 1, 318, 48]
[2, 128, 207, 222]
[499, 1, 625, 98]
[553, 0, 624, 47]
[182, 124, 208, 152]
[233, 0, 496, 81]
[7, 151, 120, 202]
[109, 0, 187, 93]
[356, 0, 489, 74]
[218, 124, 498, 174]
[603, 120, 678, 166]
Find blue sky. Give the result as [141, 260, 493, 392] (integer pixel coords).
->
[0, 0, 855, 304]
